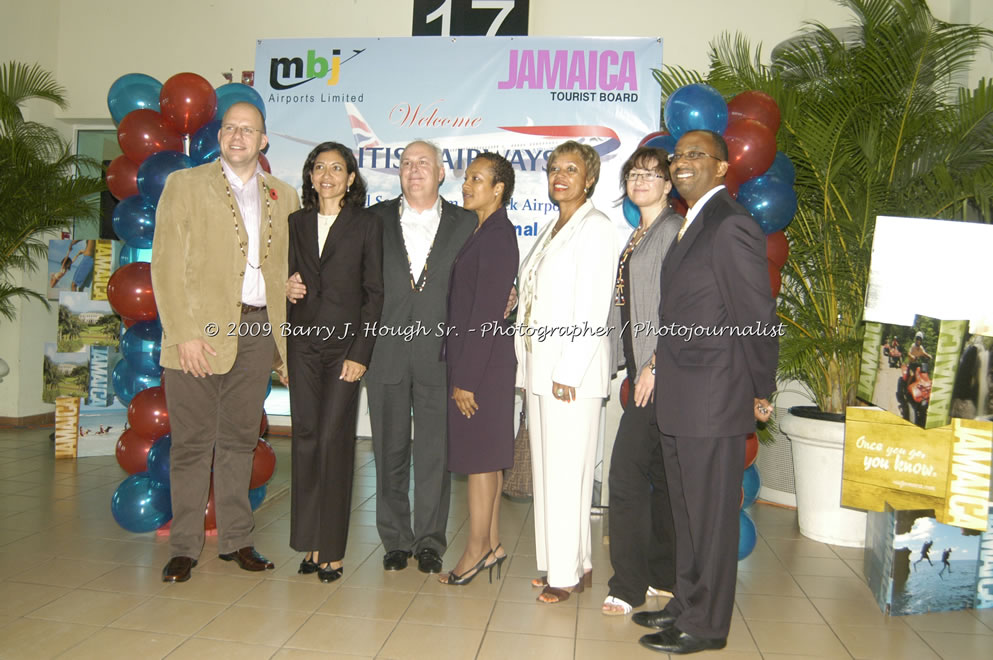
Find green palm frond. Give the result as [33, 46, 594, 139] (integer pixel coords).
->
[651, 0, 993, 413]
[0, 60, 105, 320]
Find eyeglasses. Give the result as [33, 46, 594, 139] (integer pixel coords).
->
[624, 171, 666, 182]
[221, 124, 262, 137]
[667, 151, 723, 163]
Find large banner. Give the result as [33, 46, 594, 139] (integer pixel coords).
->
[255, 36, 663, 252]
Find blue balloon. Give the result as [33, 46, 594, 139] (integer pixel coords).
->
[121, 320, 163, 376]
[107, 73, 162, 125]
[112, 195, 157, 249]
[765, 151, 796, 185]
[622, 197, 641, 228]
[137, 151, 193, 205]
[664, 84, 728, 139]
[249, 484, 267, 511]
[112, 359, 161, 406]
[146, 434, 171, 486]
[738, 510, 757, 560]
[644, 134, 677, 155]
[111, 472, 172, 533]
[190, 120, 222, 165]
[736, 175, 798, 234]
[215, 83, 266, 121]
[265, 376, 273, 399]
[118, 245, 153, 267]
[742, 464, 761, 509]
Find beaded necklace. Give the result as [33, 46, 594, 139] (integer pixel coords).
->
[221, 162, 273, 270]
[614, 224, 649, 306]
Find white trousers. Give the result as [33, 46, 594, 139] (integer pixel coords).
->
[527, 390, 602, 588]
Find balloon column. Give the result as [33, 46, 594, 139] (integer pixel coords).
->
[654, 84, 794, 297]
[106, 72, 273, 533]
[739, 432, 761, 560]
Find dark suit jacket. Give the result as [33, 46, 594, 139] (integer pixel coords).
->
[655, 189, 778, 438]
[364, 196, 476, 386]
[286, 204, 384, 365]
[445, 206, 519, 394]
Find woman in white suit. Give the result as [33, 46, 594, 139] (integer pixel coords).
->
[516, 141, 617, 604]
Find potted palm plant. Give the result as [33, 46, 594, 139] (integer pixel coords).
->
[0, 61, 104, 321]
[655, 0, 993, 545]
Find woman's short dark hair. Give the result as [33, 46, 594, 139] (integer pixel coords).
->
[620, 146, 671, 189]
[473, 152, 515, 206]
[549, 140, 601, 196]
[301, 142, 367, 211]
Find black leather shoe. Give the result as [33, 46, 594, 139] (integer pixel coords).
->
[383, 549, 412, 571]
[632, 609, 678, 630]
[162, 556, 197, 582]
[298, 557, 319, 574]
[639, 627, 727, 654]
[218, 546, 275, 571]
[416, 548, 443, 574]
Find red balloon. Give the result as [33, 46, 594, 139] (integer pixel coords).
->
[250, 438, 276, 489]
[107, 262, 157, 321]
[160, 73, 217, 135]
[725, 170, 744, 199]
[768, 261, 782, 297]
[122, 317, 138, 329]
[259, 411, 269, 437]
[115, 428, 157, 474]
[117, 109, 183, 164]
[619, 376, 631, 409]
[258, 152, 272, 174]
[672, 198, 689, 217]
[728, 90, 781, 134]
[740, 487, 745, 508]
[745, 432, 759, 468]
[204, 480, 217, 531]
[106, 155, 140, 200]
[725, 119, 777, 182]
[766, 231, 789, 268]
[128, 386, 170, 439]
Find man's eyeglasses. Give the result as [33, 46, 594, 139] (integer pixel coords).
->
[667, 151, 723, 163]
[221, 124, 261, 137]
[624, 171, 666, 182]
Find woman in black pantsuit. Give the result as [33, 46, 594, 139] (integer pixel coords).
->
[439, 153, 519, 586]
[285, 142, 383, 583]
[603, 147, 682, 614]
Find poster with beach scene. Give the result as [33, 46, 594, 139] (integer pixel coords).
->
[47, 239, 96, 299]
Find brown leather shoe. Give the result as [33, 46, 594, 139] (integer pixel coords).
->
[218, 546, 275, 571]
[162, 556, 197, 582]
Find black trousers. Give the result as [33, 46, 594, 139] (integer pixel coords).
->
[660, 433, 745, 639]
[607, 401, 676, 606]
[287, 338, 360, 561]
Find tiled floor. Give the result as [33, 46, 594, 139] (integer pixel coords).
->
[0, 427, 990, 659]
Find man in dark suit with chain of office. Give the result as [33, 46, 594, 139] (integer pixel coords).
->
[365, 141, 475, 574]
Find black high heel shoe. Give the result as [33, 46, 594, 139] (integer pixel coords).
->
[317, 563, 343, 583]
[442, 550, 493, 586]
[487, 543, 508, 581]
[298, 555, 319, 574]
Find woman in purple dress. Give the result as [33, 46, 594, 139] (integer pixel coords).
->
[439, 153, 519, 586]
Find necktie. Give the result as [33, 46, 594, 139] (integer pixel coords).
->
[677, 217, 691, 241]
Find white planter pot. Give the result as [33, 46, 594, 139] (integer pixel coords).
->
[781, 407, 866, 547]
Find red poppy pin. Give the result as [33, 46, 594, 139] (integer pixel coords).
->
[269, 188, 279, 201]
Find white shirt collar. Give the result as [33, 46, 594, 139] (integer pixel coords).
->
[684, 185, 726, 225]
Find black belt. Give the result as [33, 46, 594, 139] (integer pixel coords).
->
[241, 303, 267, 313]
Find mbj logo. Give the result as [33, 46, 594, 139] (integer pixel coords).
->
[498, 49, 638, 91]
[269, 49, 365, 90]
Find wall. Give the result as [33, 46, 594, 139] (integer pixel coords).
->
[2, 0, 991, 417]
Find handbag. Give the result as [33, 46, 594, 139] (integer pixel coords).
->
[502, 405, 533, 499]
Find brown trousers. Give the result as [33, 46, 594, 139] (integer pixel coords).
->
[164, 307, 275, 558]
